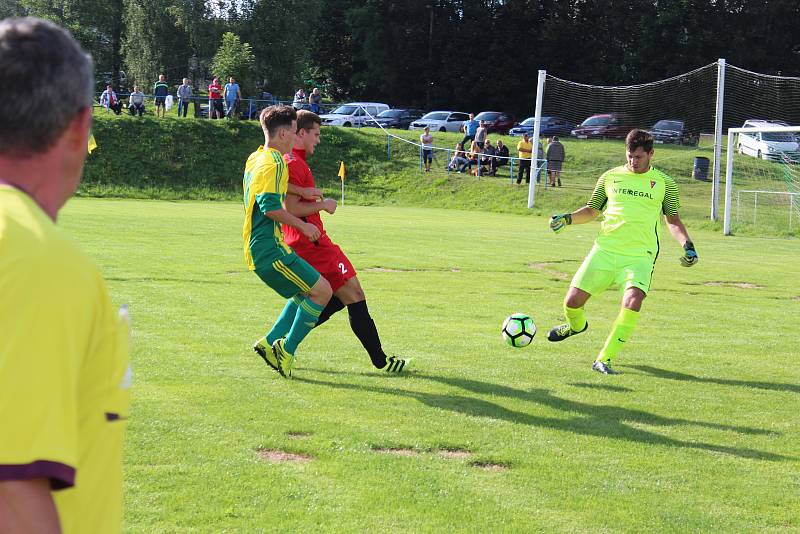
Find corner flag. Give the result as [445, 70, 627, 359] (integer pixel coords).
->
[338, 161, 346, 206]
[87, 133, 97, 154]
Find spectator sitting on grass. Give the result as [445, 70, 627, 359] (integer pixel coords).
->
[448, 142, 468, 171]
[458, 141, 482, 174]
[309, 88, 322, 113]
[490, 139, 509, 175]
[293, 88, 307, 109]
[128, 85, 145, 116]
[99, 85, 122, 114]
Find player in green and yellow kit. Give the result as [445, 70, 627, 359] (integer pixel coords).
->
[243, 105, 332, 378]
[547, 129, 698, 374]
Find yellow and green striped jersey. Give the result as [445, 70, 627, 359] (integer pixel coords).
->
[242, 146, 292, 270]
[586, 165, 680, 258]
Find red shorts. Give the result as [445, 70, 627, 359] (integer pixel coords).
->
[292, 240, 356, 292]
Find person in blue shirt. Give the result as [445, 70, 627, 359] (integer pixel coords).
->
[223, 77, 241, 118]
[460, 113, 479, 148]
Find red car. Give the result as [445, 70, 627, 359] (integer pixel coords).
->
[474, 111, 516, 134]
[571, 113, 637, 139]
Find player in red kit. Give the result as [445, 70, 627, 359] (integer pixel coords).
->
[282, 110, 411, 373]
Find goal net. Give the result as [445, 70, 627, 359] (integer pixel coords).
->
[539, 63, 719, 220]
[724, 126, 800, 236]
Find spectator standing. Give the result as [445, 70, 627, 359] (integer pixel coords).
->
[208, 77, 224, 119]
[0, 17, 131, 533]
[99, 84, 122, 114]
[460, 113, 479, 148]
[516, 132, 533, 184]
[176, 78, 193, 118]
[546, 135, 566, 187]
[448, 142, 468, 171]
[153, 74, 169, 118]
[536, 140, 545, 183]
[309, 88, 322, 113]
[420, 126, 434, 172]
[474, 120, 488, 149]
[128, 85, 145, 116]
[224, 76, 241, 118]
[293, 88, 307, 109]
[491, 139, 509, 175]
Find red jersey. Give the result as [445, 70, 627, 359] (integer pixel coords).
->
[208, 82, 222, 99]
[283, 148, 331, 248]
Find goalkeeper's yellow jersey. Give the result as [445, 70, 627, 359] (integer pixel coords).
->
[0, 185, 131, 533]
[586, 165, 680, 258]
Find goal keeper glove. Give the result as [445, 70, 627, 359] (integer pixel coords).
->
[680, 241, 698, 267]
[550, 213, 572, 234]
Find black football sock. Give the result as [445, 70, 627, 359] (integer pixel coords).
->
[315, 295, 345, 327]
[347, 300, 388, 368]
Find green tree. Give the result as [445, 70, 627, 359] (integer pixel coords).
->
[211, 32, 256, 95]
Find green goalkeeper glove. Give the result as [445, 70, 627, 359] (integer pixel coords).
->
[550, 213, 572, 234]
[680, 241, 698, 267]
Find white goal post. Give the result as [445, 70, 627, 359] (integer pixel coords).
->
[724, 125, 800, 235]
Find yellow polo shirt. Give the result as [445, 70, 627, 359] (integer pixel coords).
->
[0, 186, 131, 533]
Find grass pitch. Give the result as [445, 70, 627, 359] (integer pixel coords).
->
[62, 198, 799, 532]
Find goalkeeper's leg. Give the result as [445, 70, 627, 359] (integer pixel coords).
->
[595, 287, 645, 372]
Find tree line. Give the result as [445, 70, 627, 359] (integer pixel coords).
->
[3, 0, 799, 116]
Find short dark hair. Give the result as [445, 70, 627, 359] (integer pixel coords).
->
[0, 18, 93, 156]
[625, 129, 654, 153]
[296, 110, 321, 132]
[260, 105, 296, 137]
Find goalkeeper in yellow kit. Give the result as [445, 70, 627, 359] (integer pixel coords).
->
[548, 129, 698, 374]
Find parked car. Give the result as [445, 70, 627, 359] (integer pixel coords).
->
[509, 116, 576, 137]
[571, 113, 636, 139]
[473, 111, 516, 134]
[648, 120, 699, 146]
[409, 111, 470, 132]
[319, 102, 390, 127]
[364, 108, 426, 129]
[737, 119, 799, 161]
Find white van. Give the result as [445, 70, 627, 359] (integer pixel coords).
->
[320, 102, 390, 127]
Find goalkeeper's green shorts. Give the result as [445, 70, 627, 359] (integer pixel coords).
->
[571, 245, 655, 296]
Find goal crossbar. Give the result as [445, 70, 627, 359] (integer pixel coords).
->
[724, 126, 800, 235]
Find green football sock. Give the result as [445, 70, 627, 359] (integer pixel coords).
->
[597, 307, 640, 363]
[266, 296, 302, 345]
[565, 305, 587, 332]
[284, 296, 324, 355]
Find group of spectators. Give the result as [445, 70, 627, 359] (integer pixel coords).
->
[292, 87, 323, 113]
[98, 74, 244, 119]
[432, 112, 567, 186]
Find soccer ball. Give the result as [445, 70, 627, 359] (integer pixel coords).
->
[501, 313, 536, 348]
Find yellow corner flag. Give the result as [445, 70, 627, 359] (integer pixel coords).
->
[87, 133, 97, 154]
[338, 161, 346, 181]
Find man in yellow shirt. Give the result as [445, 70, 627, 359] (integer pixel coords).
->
[0, 18, 131, 533]
[516, 132, 533, 184]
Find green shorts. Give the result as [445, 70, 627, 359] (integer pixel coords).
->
[571, 246, 655, 296]
[255, 253, 321, 299]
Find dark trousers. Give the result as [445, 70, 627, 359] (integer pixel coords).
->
[128, 103, 144, 116]
[517, 159, 531, 184]
[177, 100, 190, 117]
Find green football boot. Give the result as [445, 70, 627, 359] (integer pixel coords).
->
[253, 336, 280, 374]
[272, 338, 295, 379]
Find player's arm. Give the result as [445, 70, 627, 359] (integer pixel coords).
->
[0, 479, 60, 533]
[284, 193, 337, 217]
[665, 213, 698, 266]
[550, 175, 605, 233]
[264, 206, 321, 242]
[286, 183, 322, 200]
[662, 177, 697, 266]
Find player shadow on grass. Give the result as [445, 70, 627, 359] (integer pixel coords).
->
[624, 365, 800, 394]
[297, 370, 789, 462]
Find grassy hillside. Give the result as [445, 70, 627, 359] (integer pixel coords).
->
[84, 112, 796, 236]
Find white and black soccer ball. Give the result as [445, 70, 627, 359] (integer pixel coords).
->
[501, 313, 536, 348]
